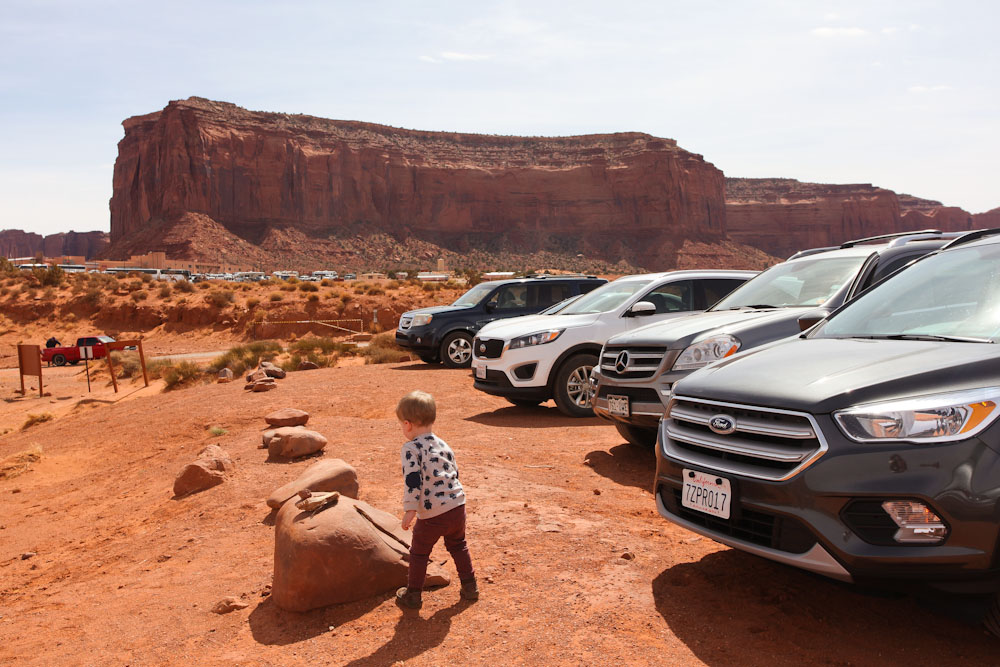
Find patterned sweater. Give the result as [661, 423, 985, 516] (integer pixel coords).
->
[401, 432, 466, 519]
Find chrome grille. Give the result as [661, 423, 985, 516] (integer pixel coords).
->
[662, 397, 827, 481]
[398, 315, 413, 330]
[600, 345, 669, 380]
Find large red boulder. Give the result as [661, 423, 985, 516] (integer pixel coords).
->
[266, 459, 359, 509]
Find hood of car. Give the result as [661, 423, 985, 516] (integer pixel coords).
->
[674, 337, 1000, 414]
[402, 304, 472, 318]
[606, 307, 809, 348]
[477, 312, 600, 340]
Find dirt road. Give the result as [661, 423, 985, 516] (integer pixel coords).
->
[0, 362, 995, 665]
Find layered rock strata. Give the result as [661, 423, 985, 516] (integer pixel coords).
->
[0, 230, 108, 260]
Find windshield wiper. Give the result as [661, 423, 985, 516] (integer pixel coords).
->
[854, 334, 994, 343]
[726, 304, 779, 310]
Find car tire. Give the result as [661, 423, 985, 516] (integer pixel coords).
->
[985, 594, 1000, 639]
[553, 353, 598, 418]
[417, 353, 439, 364]
[506, 398, 543, 408]
[52, 354, 67, 366]
[615, 422, 658, 447]
[440, 332, 473, 369]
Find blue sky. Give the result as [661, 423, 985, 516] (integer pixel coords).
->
[1, 0, 997, 236]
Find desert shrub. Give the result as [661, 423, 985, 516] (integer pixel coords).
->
[128, 279, 144, 292]
[320, 279, 333, 287]
[110, 351, 141, 378]
[285, 276, 299, 285]
[298, 282, 319, 292]
[115, 272, 129, 280]
[140, 272, 153, 283]
[0, 287, 8, 297]
[159, 284, 172, 298]
[131, 290, 148, 302]
[43, 287, 56, 300]
[175, 280, 195, 293]
[269, 292, 283, 302]
[161, 361, 203, 390]
[0, 257, 16, 276]
[207, 426, 228, 436]
[84, 286, 103, 307]
[21, 412, 54, 431]
[246, 297, 260, 308]
[208, 340, 284, 376]
[361, 332, 409, 365]
[280, 283, 297, 292]
[422, 283, 438, 292]
[307, 293, 319, 302]
[341, 294, 353, 305]
[34, 264, 65, 287]
[367, 286, 385, 296]
[207, 290, 235, 308]
[288, 337, 355, 356]
[258, 279, 275, 287]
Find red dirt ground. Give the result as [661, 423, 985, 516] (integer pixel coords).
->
[0, 362, 997, 665]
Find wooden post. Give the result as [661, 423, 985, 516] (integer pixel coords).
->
[106, 350, 119, 393]
[137, 340, 149, 387]
[16, 344, 43, 398]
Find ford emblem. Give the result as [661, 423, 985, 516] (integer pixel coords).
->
[708, 414, 736, 435]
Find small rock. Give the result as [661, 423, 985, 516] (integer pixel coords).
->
[251, 380, 277, 392]
[211, 596, 249, 614]
[217, 368, 234, 383]
[297, 360, 319, 371]
[246, 369, 269, 383]
[157, 554, 171, 563]
[173, 445, 235, 497]
[264, 408, 310, 428]
[11, 489, 20, 494]
[21, 552, 36, 560]
[266, 427, 328, 460]
[593, 489, 601, 495]
[260, 361, 286, 379]
[484, 576, 495, 584]
[620, 551, 635, 561]
[538, 524, 562, 533]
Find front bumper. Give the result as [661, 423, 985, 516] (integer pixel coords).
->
[395, 328, 437, 353]
[591, 369, 676, 428]
[655, 414, 1000, 593]
[473, 369, 551, 401]
[470, 341, 557, 400]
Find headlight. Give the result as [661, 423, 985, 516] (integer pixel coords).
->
[834, 387, 1000, 443]
[672, 334, 741, 371]
[508, 330, 563, 350]
[410, 314, 433, 327]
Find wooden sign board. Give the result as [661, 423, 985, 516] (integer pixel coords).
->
[17, 344, 43, 397]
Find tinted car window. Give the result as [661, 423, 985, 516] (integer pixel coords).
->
[527, 283, 574, 308]
[494, 284, 528, 310]
[561, 279, 652, 315]
[453, 283, 496, 307]
[700, 278, 747, 309]
[713, 255, 868, 309]
[641, 280, 694, 313]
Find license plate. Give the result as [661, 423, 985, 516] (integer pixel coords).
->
[607, 394, 630, 417]
[681, 469, 732, 519]
[474, 362, 486, 379]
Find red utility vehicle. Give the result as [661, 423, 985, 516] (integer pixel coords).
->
[41, 336, 115, 366]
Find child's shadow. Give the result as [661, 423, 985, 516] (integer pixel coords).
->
[343, 599, 473, 666]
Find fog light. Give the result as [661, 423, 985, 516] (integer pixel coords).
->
[881, 500, 948, 543]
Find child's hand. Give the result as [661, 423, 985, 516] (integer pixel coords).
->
[401, 510, 417, 531]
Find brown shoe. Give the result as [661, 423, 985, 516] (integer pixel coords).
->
[395, 586, 422, 609]
[460, 578, 479, 601]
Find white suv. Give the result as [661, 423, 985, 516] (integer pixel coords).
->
[470, 270, 757, 416]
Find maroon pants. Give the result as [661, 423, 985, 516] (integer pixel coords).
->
[408, 504, 475, 590]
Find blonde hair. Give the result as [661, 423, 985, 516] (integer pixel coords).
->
[396, 390, 436, 426]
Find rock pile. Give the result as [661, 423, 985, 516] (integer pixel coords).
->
[244, 361, 286, 392]
[173, 444, 234, 497]
[259, 409, 326, 460]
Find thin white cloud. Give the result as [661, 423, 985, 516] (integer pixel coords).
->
[419, 55, 441, 64]
[439, 51, 492, 62]
[909, 85, 953, 94]
[823, 13, 840, 21]
[881, 27, 899, 35]
[811, 26, 868, 37]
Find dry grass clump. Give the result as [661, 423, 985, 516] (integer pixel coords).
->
[208, 340, 284, 376]
[109, 351, 142, 378]
[0, 445, 42, 480]
[362, 332, 410, 365]
[207, 290, 235, 308]
[159, 284, 172, 299]
[174, 280, 195, 293]
[21, 413, 54, 431]
[131, 290, 148, 302]
[298, 282, 319, 292]
[148, 359, 205, 390]
[270, 292, 283, 302]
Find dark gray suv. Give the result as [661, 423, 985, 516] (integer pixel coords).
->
[655, 229, 1000, 637]
[593, 230, 964, 447]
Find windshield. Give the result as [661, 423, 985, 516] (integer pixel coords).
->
[452, 283, 496, 307]
[815, 244, 1000, 342]
[712, 255, 867, 310]
[560, 279, 651, 315]
[540, 294, 582, 315]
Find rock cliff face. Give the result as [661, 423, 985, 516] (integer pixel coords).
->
[0, 230, 108, 260]
[109, 98, 727, 270]
[725, 179, 975, 257]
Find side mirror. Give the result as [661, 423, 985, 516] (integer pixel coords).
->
[797, 309, 830, 332]
[627, 301, 657, 317]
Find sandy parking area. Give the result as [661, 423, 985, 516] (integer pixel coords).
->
[0, 362, 996, 665]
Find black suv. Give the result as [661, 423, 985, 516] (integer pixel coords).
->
[395, 275, 607, 368]
[655, 228, 1000, 636]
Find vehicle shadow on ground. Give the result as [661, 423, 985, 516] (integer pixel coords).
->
[652, 549, 995, 665]
[248, 595, 385, 645]
[390, 362, 447, 371]
[583, 443, 656, 491]
[342, 599, 472, 665]
[465, 405, 603, 428]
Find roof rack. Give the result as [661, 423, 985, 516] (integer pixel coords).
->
[839, 229, 942, 248]
[521, 273, 598, 279]
[885, 231, 967, 248]
[787, 246, 838, 260]
[940, 228, 1000, 250]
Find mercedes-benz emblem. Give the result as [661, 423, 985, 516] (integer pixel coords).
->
[614, 351, 630, 374]
[708, 414, 737, 435]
